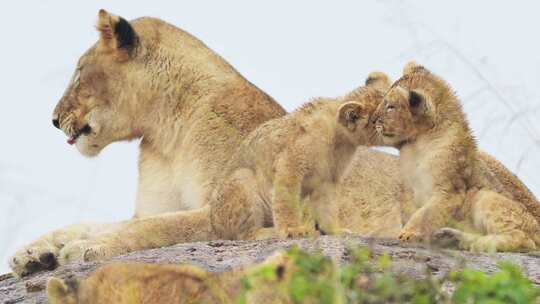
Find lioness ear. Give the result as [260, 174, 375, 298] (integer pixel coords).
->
[403, 61, 427, 75]
[365, 71, 391, 93]
[96, 9, 137, 61]
[338, 101, 367, 132]
[408, 89, 430, 117]
[47, 277, 79, 304]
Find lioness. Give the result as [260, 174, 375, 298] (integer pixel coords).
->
[372, 62, 540, 252]
[10, 9, 286, 277]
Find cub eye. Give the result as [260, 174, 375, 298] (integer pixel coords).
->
[348, 112, 359, 123]
[386, 105, 395, 113]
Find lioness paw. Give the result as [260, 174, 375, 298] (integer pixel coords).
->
[58, 241, 91, 265]
[10, 244, 59, 277]
[58, 240, 129, 265]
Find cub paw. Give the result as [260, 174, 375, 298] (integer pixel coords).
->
[10, 244, 59, 277]
[432, 228, 463, 249]
[337, 228, 353, 235]
[469, 238, 497, 253]
[281, 226, 317, 239]
[398, 229, 425, 243]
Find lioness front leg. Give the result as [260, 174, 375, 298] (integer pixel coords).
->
[57, 207, 214, 265]
[399, 194, 464, 243]
[9, 223, 109, 277]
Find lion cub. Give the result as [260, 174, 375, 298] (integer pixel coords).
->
[47, 251, 305, 304]
[47, 263, 237, 304]
[372, 62, 540, 252]
[210, 73, 389, 239]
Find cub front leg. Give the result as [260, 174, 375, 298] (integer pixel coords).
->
[399, 193, 464, 243]
[310, 183, 347, 235]
[9, 223, 100, 277]
[272, 155, 312, 239]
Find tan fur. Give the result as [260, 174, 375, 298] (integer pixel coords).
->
[372, 61, 540, 252]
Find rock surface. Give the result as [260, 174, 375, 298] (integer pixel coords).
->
[1, 236, 540, 303]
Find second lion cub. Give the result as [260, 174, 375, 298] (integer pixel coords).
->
[372, 62, 540, 252]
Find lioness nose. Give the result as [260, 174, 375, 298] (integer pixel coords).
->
[52, 119, 60, 129]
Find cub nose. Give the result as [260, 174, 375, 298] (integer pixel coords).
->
[52, 119, 60, 129]
[370, 116, 380, 125]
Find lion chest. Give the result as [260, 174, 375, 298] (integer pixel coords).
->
[173, 158, 208, 209]
[400, 146, 435, 208]
[135, 153, 208, 217]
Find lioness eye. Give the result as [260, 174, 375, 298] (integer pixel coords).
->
[386, 105, 395, 113]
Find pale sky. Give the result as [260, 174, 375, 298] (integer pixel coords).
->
[1, 0, 539, 273]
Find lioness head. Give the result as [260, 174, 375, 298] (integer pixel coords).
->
[337, 71, 391, 146]
[52, 10, 146, 156]
[372, 61, 442, 147]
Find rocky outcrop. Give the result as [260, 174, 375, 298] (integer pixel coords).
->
[2, 236, 540, 303]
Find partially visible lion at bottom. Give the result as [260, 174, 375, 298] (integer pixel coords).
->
[47, 263, 241, 304]
[47, 252, 313, 304]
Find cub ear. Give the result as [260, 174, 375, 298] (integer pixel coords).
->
[96, 9, 138, 60]
[47, 277, 79, 304]
[365, 71, 391, 93]
[338, 101, 368, 132]
[403, 61, 427, 76]
[408, 89, 430, 117]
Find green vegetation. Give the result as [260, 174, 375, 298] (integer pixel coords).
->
[238, 247, 540, 304]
